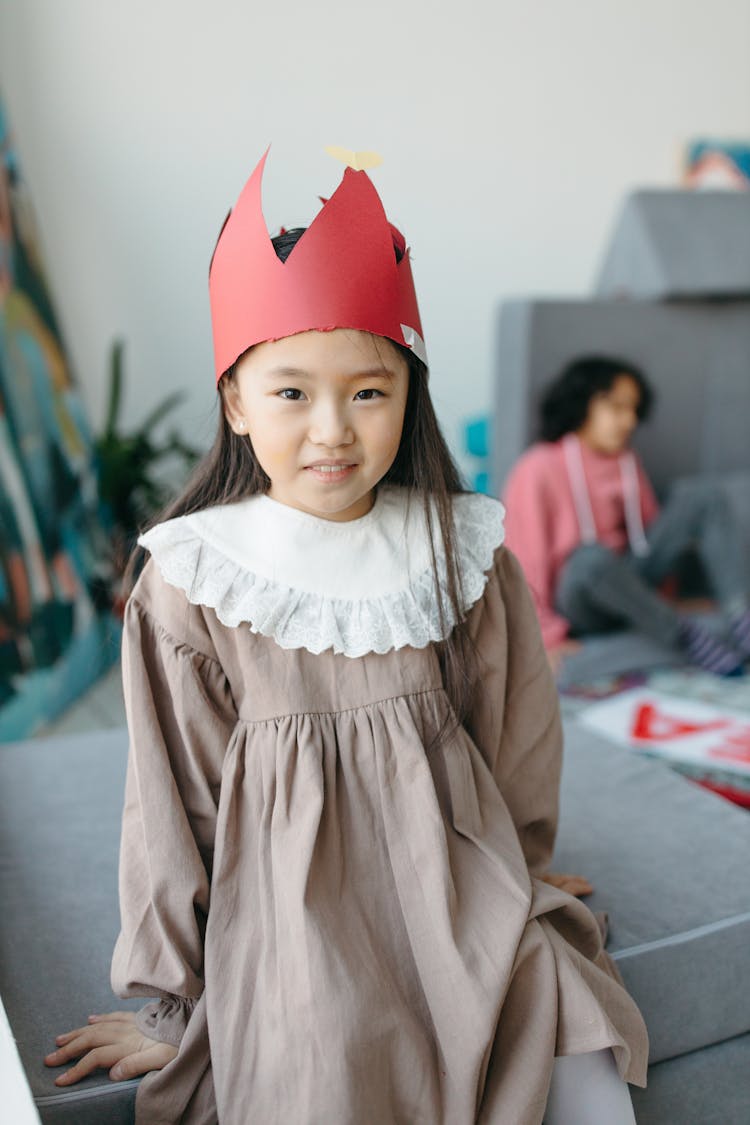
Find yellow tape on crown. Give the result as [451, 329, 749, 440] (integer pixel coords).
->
[324, 146, 383, 171]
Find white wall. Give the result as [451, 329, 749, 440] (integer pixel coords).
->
[1, 0, 749, 460]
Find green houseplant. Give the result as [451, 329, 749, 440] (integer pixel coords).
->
[95, 340, 200, 585]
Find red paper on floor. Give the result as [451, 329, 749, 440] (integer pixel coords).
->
[577, 689, 750, 806]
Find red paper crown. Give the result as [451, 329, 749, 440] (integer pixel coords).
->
[208, 149, 426, 383]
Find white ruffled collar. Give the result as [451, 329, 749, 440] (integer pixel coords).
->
[138, 486, 505, 658]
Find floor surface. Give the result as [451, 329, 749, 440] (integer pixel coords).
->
[35, 662, 126, 737]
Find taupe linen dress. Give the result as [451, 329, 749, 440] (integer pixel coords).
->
[112, 490, 648, 1125]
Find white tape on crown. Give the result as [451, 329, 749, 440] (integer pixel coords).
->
[400, 324, 428, 367]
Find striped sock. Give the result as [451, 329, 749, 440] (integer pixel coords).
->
[678, 620, 745, 677]
[729, 609, 750, 661]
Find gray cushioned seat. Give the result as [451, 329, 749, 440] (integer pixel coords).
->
[2, 724, 750, 1123]
[554, 722, 750, 1065]
[632, 1034, 750, 1125]
[0, 728, 140, 1124]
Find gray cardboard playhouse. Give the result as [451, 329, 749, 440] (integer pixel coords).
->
[1, 191, 749, 1124]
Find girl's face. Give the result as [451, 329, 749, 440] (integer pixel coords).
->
[577, 373, 642, 455]
[223, 328, 409, 521]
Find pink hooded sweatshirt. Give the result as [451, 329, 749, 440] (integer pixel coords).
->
[502, 435, 660, 649]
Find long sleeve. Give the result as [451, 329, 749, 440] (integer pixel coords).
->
[111, 574, 238, 1047]
[502, 453, 571, 649]
[464, 546, 563, 875]
[636, 453, 660, 529]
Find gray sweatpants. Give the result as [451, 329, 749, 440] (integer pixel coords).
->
[555, 477, 748, 645]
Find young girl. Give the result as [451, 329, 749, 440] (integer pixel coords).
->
[503, 356, 750, 678]
[45, 152, 648, 1123]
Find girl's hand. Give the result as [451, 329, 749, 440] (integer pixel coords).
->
[44, 1010, 178, 1085]
[540, 871, 593, 897]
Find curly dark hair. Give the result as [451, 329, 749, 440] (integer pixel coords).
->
[539, 355, 655, 442]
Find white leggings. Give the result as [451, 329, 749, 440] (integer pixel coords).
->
[544, 1049, 637, 1125]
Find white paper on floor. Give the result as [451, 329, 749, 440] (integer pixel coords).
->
[578, 688, 750, 777]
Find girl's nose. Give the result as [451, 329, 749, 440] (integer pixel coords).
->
[309, 403, 354, 448]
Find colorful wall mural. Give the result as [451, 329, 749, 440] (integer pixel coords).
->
[0, 97, 119, 740]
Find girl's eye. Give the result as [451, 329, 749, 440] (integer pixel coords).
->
[354, 389, 384, 401]
[278, 388, 304, 401]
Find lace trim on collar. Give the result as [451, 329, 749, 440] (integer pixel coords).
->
[139, 491, 505, 658]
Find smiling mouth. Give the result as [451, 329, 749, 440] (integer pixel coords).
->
[305, 463, 357, 473]
[303, 462, 358, 483]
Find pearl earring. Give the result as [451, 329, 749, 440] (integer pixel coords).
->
[238, 419, 246, 431]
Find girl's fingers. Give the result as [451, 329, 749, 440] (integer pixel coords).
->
[54, 1044, 130, 1086]
[53, 1035, 163, 1085]
[46, 1035, 94, 1065]
[46, 1022, 140, 1066]
[543, 871, 591, 887]
[54, 1026, 89, 1045]
[47, 1027, 104, 1062]
[110, 1042, 178, 1082]
[539, 871, 594, 897]
[568, 880, 594, 896]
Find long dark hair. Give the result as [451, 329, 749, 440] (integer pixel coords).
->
[125, 229, 479, 729]
[539, 355, 654, 442]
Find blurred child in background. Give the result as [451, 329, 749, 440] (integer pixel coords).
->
[503, 355, 750, 677]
